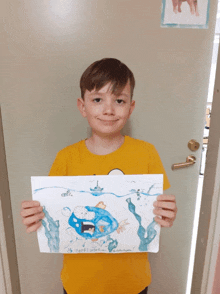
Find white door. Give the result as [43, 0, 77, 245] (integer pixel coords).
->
[0, 1, 218, 294]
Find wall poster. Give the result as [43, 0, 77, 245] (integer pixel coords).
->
[161, 0, 210, 28]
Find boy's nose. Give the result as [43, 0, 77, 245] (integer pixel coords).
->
[103, 102, 115, 115]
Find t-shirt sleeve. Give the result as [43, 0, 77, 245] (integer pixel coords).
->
[148, 144, 171, 191]
[48, 150, 67, 176]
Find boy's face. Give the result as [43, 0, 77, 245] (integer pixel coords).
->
[77, 81, 135, 137]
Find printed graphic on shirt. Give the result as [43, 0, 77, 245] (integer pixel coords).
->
[31, 174, 163, 254]
[108, 169, 124, 175]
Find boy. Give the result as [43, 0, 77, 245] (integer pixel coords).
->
[21, 58, 177, 294]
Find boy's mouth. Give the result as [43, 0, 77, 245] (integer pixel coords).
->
[99, 119, 119, 122]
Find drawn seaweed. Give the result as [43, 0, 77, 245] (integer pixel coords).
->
[41, 207, 60, 253]
[126, 198, 157, 251]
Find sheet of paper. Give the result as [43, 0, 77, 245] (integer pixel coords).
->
[31, 174, 163, 254]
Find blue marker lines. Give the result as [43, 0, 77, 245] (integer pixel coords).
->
[41, 207, 60, 253]
[126, 198, 157, 251]
[68, 206, 118, 240]
[107, 235, 118, 252]
[34, 185, 159, 199]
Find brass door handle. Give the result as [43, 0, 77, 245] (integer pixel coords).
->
[172, 155, 196, 170]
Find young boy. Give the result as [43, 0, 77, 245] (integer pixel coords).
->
[21, 58, 177, 294]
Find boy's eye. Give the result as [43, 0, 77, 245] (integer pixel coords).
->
[93, 98, 101, 103]
[116, 99, 125, 104]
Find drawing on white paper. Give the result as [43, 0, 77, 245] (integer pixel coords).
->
[31, 175, 163, 254]
[161, 0, 210, 28]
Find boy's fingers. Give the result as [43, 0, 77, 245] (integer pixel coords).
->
[26, 221, 42, 233]
[156, 194, 176, 202]
[154, 216, 173, 228]
[20, 206, 43, 217]
[22, 212, 44, 226]
[154, 201, 176, 211]
[21, 201, 40, 209]
[153, 208, 175, 220]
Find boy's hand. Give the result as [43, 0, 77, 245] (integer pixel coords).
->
[153, 194, 177, 228]
[20, 201, 44, 233]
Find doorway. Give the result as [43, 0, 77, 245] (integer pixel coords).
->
[190, 1, 220, 293]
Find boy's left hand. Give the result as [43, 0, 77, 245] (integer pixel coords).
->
[153, 194, 177, 228]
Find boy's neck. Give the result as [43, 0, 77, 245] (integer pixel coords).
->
[85, 133, 125, 155]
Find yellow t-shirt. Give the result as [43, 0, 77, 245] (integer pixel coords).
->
[49, 135, 170, 294]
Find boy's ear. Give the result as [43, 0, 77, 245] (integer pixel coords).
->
[77, 98, 87, 118]
[128, 100, 135, 118]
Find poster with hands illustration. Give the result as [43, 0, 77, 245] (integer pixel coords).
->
[161, 0, 210, 28]
[31, 174, 163, 254]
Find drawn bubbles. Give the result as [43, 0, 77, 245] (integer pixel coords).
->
[65, 227, 79, 243]
[73, 206, 95, 220]
[62, 207, 71, 217]
[89, 237, 109, 251]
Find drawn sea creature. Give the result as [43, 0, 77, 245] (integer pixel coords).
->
[61, 189, 72, 197]
[137, 189, 141, 200]
[68, 202, 128, 242]
[129, 188, 142, 200]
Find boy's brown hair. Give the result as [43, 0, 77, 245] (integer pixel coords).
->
[80, 58, 135, 99]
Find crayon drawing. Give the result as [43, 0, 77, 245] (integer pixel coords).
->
[31, 174, 163, 254]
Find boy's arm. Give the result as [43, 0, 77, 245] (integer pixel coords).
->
[153, 194, 177, 227]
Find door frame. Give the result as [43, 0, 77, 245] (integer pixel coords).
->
[0, 107, 20, 294]
[205, 179, 220, 294]
[191, 48, 220, 293]
[0, 199, 12, 294]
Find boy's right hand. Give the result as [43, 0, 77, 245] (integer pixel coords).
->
[20, 201, 44, 233]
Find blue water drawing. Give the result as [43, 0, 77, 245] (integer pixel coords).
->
[126, 198, 157, 251]
[41, 207, 60, 253]
[34, 181, 159, 199]
[68, 205, 118, 241]
[106, 235, 118, 252]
